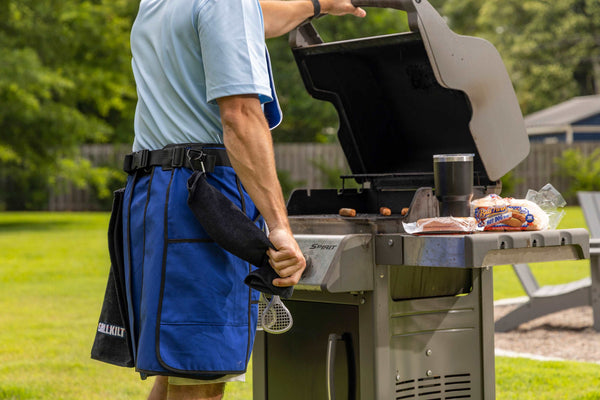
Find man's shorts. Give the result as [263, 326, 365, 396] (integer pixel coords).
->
[123, 161, 261, 379]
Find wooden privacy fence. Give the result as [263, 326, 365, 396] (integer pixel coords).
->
[48, 144, 131, 211]
[46, 141, 599, 211]
[47, 143, 351, 211]
[511, 142, 600, 202]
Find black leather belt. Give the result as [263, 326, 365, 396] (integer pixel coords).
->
[123, 144, 231, 175]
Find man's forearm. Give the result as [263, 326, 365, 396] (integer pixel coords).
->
[261, 1, 315, 39]
[218, 95, 290, 232]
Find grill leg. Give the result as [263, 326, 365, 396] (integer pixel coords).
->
[252, 331, 267, 399]
[591, 251, 600, 332]
[477, 267, 496, 399]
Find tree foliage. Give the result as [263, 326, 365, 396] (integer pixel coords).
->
[436, 0, 600, 115]
[0, 0, 137, 209]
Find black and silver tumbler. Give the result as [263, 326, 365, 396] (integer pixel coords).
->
[433, 154, 474, 217]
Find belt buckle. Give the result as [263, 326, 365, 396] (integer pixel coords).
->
[131, 149, 149, 171]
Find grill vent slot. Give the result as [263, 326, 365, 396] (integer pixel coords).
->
[395, 373, 472, 399]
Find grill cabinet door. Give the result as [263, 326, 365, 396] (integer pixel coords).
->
[262, 300, 360, 400]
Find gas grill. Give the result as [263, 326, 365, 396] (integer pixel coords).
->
[252, 1, 590, 399]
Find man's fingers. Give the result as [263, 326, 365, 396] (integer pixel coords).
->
[269, 257, 298, 271]
[323, 0, 366, 17]
[269, 253, 306, 276]
[267, 249, 306, 285]
[267, 247, 294, 262]
[271, 263, 304, 279]
[272, 269, 304, 287]
[354, 7, 366, 17]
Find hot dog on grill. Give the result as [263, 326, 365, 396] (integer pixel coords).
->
[379, 207, 392, 216]
[339, 208, 357, 217]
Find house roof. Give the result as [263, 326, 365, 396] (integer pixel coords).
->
[524, 95, 600, 127]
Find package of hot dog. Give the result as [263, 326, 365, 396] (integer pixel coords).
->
[472, 194, 549, 231]
[403, 216, 480, 234]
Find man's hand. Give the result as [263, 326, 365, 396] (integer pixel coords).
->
[261, 0, 366, 39]
[320, 0, 367, 17]
[267, 227, 306, 287]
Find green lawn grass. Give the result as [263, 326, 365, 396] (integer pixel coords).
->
[0, 208, 596, 399]
[496, 357, 600, 400]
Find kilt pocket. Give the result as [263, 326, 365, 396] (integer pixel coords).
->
[155, 168, 254, 374]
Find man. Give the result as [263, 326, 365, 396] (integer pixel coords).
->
[125, 1, 366, 399]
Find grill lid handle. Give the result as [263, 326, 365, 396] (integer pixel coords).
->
[351, 0, 411, 7]
[350, 0, 419, 29]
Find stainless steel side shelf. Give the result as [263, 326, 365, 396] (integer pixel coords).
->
[397, 228, 589, 268]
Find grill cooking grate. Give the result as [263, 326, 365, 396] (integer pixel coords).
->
[395, 373, 472, 399]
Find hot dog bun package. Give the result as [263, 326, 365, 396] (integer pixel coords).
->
[471, 184, 566, 231]
[471, 194, 547, 231]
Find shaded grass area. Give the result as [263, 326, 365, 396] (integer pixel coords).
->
[0, 209, 595, 399]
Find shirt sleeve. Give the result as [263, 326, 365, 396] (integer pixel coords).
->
[196, 0, 273, 104]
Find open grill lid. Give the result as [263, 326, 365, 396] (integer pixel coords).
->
[289, 0, 529, 183]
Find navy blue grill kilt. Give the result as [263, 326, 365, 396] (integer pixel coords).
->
[123, 163, 261, 378]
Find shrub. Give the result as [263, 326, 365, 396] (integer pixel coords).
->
[277, 170, 306, 201]
[310, 157, 360, 189]
[500, 170, 524, 197]
[555, 148, 600, 197]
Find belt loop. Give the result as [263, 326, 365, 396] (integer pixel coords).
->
[171, 147, 185, 169]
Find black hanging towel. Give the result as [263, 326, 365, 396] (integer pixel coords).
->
[91, 188, 135, 367]
[186, 170, 293, 299]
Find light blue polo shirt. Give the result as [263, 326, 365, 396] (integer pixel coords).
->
[131, 0, 281, 151]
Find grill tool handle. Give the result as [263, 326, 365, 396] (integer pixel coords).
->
[326, 333, 356, 400]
